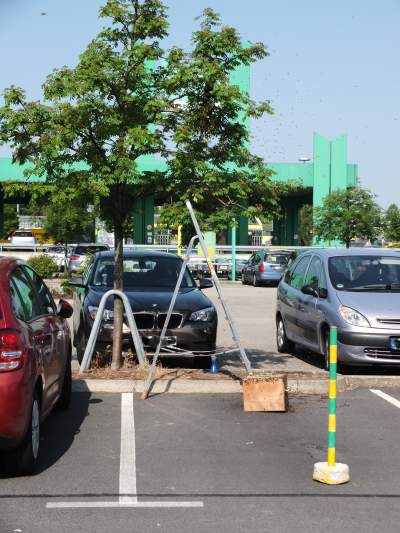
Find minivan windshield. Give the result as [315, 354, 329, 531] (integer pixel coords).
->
[264, 253, 289, 265]
[329, 255, 400, 291]
[92, 257, 195, 288]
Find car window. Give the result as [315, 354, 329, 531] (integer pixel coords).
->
[328, 255, 400, 290]
[75, 245, 108, 255]
[10, 268, 42, 321]
[303, 256, 323, 290]
[10, 279, 27, 321]
[92, 257, 195, 288]
[286, 255, 311, 289]
[264, 253, 289, 265]
[23, 265, 56, 314]
[83, 258, 95, 284]
[254, 254, 262, 265]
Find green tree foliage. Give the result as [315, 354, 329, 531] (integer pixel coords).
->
[313, 187, 382, 248]
[28, 255, 58, 279]
[161, 8, 286, 227]
[297, 204, 313, 246]
[0, 0, 287, 368]
[383, 203, 400, 242]
[43, 194, 96, 248]
[3, 205, 19, 238]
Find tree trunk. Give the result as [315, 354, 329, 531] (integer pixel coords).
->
[112, 223, 124, 370]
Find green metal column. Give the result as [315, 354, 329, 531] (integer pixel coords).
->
[133, 197, 155, 244]
[313, 133, 331, 209]
[331, 135, 347, 192]
[237, 216, 248, 245]
[144, 196, 154, 244]
[133, 199, 145, 244]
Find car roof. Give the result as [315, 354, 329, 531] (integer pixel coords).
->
[95, 250, 181, 260]
[306, 248, 400, 258]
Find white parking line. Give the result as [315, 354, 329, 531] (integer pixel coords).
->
[46, 501, 204, 509]
[370, 389, 400, 408]
[119, 393, 137, 505]
[46, 393, 204, 510]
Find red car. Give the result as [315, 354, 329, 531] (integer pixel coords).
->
[0, 258, 73, 475]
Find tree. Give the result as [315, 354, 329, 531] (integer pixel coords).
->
[0, 0, 173, 369]
[3, 205, 19, 238]
[43, 190, 97, 252]
[383, 203, 400, 242]
[161, 8, 285, 230]
[298, 204, 313, 246]
[313, 187, 382, 248]
[0, 1, 287, 368]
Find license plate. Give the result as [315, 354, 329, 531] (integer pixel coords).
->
[220, 265, 228, 270]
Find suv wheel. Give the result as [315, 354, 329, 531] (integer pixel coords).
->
[276, 317, 294, 353]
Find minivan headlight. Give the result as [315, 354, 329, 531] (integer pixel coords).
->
[189, 307, 215, 322]
[339, 306, 370, 328]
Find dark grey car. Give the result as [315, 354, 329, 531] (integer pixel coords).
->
[276, 248, 400, 368]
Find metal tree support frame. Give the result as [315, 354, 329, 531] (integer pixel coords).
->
[79, 289, 145, 373]
[140, 200, 251, 400]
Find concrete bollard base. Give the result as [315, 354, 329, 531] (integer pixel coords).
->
[313, 462, 350, 485]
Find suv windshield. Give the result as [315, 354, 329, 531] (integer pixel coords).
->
[74, 245, 108, 255]
[92, 257, 195, 288]
[329, 255, 400, 290]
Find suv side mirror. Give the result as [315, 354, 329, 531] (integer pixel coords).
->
[301, 285, 319, 298]
[198, 278, 213, 289]
[68, 277, 86, 288]
[57, 299, 73, 319]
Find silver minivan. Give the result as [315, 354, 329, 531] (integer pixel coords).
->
[276, 248, 400, 368]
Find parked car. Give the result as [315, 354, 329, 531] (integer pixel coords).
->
[70, 251, 217, 363]
[213, 256, 248, 280]
[276, 248, 400, 369]
[67, 243, 109, 274]
[10, 230, 36, 246]
[242, 250, 291, 286]
[0, 258, 73, 475]
[187, 256, 211, 279]
[43, 245, 68, 271]
[214, 256, 231, 279]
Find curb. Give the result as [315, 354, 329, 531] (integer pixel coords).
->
[72, 374, 400, 394]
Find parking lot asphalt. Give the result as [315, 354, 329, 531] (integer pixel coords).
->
[3, 389, 400, 532]
[208, 284, 326, 376]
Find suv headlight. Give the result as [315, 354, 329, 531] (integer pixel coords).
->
[339, 306, 370, 327]
[189, 307, 215, 322]
[88, 306, 114, 321]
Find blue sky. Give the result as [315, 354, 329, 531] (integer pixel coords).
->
[0, 0, 399, 207]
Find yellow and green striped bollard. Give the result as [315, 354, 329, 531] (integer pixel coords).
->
[313, 326, 350, 485]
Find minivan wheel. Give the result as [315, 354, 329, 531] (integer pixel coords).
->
[276, 317, 294, 353]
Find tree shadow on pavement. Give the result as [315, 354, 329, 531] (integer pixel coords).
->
[36, 387, 92, 474]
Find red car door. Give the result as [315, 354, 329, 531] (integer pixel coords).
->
[23, 265, 67, 404]
[10, 267, 58, 413]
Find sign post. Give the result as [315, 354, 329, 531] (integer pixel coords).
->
[313, 326, 350, 485]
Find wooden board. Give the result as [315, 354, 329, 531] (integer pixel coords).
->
[243, 374, 287, 412]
